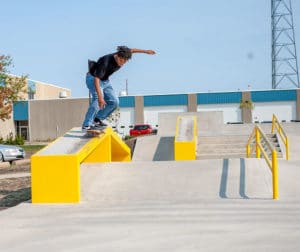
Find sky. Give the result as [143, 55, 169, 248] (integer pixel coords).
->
[1, 0, 300, 98]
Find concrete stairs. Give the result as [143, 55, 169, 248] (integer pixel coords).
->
[132, 133, 284, 161]
[197, 133, 283, 160]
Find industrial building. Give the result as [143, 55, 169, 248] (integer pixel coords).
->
[8, 88, 300, 142]
[0, 78, 70, 141]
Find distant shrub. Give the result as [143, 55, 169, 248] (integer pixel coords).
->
[5, 133, 14, 145]
[14, 134, 24, 145]
[3, 133, 24, 145]
[124, 135, 133, 140]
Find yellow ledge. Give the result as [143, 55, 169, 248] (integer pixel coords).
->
[31, 127, 131, 203]
[174, 116, 197, 161]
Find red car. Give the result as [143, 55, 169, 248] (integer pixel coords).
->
[129, 124, 157, 136]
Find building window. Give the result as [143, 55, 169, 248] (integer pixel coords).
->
[28, 92, 35, 100]
[15, 120, 29, 140]
[27, 79, 36, 100]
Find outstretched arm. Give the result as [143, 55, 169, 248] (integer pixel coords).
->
[130, 48, 156, 55]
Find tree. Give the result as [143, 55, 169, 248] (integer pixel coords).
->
[0, 54, 27, 121]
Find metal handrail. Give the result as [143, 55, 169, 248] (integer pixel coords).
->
[272, 114, 289, 160]
[246, 125, 279, 200]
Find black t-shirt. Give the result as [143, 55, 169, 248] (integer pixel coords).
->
[88, 53, 120, 81]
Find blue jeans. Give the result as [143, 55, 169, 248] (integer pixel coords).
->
[82, 74, 119, 127]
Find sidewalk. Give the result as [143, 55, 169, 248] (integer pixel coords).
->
[0, 159, 30, 178]
[0, 159, 30, 168]
[0, 172, 30, 179]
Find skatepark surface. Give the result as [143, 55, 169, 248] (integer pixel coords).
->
[0, 115, 300, 251]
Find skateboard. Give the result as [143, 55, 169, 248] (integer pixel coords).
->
[86, 128, 105, 137]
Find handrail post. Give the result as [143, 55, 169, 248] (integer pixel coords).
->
[272, 150, 279, 200]
[256, 128, 261, 158]
[279, 126, 281, 135]
[246, 144, 251, 158]
[247, 125, 280, 200]
[286, 137, 289, 160]
[271, 114, 289, 160]
[271, 114, 275, 134]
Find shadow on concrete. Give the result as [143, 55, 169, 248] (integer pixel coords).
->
[64, 133, 88, 139]
[239, 158, 249, 199]
[219, 159, 229, 198]
[153, 137, 174, 161]
[125, 138, 137, 159]
[219, 158, 249, 199]
[0, 187, 31, 208]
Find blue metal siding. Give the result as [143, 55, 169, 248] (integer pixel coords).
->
[197, 92, 242, 104]
[119, 89, 297, 108]
[119, 96, 135, 107]
[144, 94, 188, 106]
[13, 101, 28, 120]
[251, 90, 296, 102]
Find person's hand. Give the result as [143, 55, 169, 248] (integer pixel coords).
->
[98, 98, 106, 109]
[147, 50, 156, 55]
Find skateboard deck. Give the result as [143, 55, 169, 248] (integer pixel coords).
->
[86, 129, 105, 137]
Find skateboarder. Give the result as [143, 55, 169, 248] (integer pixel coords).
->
[82, 46, 156, 131]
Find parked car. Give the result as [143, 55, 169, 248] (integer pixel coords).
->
[129, 124, 157, 136]
[0, 144, 25, 164]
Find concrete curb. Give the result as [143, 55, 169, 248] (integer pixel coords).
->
[0, 172, 30, 180]
[0, 159, 30, 168]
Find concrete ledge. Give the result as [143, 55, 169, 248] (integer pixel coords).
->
[174, 116, 197, 160]
[176, 117, 195, 141]
[158, 111, 223, 136]
[31, 127, 131, 203]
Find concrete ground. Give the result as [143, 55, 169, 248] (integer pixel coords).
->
[0, 122, 300, 251]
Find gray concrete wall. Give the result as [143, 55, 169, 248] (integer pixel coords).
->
[134, 96, 144, 124]
[188, 93, 197, 112]
[241, 91, 252, 123]
[158, 111, 224, 136]
[29, 98, 89, 141]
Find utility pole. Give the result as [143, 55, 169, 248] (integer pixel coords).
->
[271, 0, 300, 89]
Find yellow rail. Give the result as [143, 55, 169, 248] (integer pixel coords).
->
[246, 125, 279, 200]
[174, 116, 197, 160]
[272, 114, 289, 160]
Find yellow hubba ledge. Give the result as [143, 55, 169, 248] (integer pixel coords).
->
[174, 116, 197, 161]
[31, 127, 131, 203]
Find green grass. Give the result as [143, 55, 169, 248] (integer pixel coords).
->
[21, 145, 46, 152]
